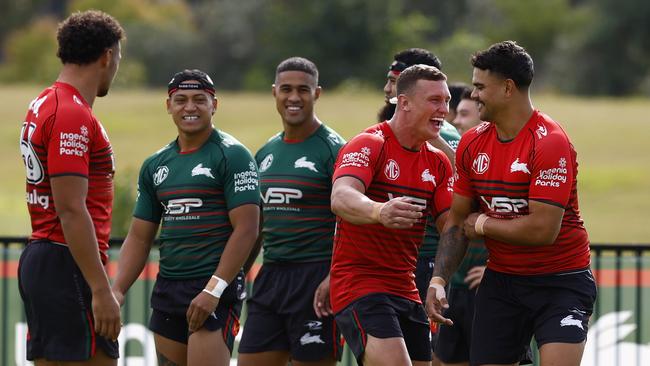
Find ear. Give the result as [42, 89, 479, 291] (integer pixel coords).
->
[212, 97, 218, 115]
[504, 78, 516, 97]
[271, 84, 276, 98]
[398, 94, 410, 111]
[314, 86, 322, 101]
[100, 47, 113, 68]
[166, 98, 172, 114]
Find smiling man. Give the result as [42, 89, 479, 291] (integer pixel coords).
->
[111, 69, 260, 366]
[238, 57, 345, 366]
[427, 41, 595, 366]
[330, 65, 453, 366]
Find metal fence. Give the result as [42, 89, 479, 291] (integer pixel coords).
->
[2, 238, 649, 366]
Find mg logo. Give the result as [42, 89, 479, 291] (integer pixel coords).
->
[384, 159, 400, 181]
[164, 198, 203, 214]
[472, 153, 490, 175]
[153, 166, 169, 186]
[480, 196, 528, 213]
[262, 187, 302, 204]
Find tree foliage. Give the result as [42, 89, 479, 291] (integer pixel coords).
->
[0, 0, 648, 95]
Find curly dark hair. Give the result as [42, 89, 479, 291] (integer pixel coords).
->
[394, 48, 442, 70]
[276, 57, 319, 84]
[57, 10, 125, 65]
[471, 40, 534, 88]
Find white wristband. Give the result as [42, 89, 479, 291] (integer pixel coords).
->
[202, 275, 228, 299]
[474, 213, 489, 236]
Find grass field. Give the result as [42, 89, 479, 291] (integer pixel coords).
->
[1, 85, 649, 242]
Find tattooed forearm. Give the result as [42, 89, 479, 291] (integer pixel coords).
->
[432, 225, 469, 283]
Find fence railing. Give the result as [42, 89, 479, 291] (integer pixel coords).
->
[2, 238, 649, 366]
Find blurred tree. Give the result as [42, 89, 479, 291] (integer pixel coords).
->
[0, 17, 60, 84]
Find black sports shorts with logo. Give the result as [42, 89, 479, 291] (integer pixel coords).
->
[18, 240, 119, 361]
[335, 293, 432, 366]
[415, 255, 439, 352]
[149, 271, 244, 353]
[238, 261, 342, 362]
[470, 267, 597, 365]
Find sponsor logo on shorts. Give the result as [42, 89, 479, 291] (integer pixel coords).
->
[300, 332, 325, 345]
[472, 153, 489, 175]
[560, 315, 584, 330]
[305, 321, 323, 330]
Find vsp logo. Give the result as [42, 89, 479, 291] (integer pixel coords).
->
[387, 193, 427, 208]
[164, 198, 202, 214]
[480, 196, 528, 213]
[262, 187, 302, 204]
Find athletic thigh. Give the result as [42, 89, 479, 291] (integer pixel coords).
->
[470, 269, 533, 365]
[18, 241, 118, 362]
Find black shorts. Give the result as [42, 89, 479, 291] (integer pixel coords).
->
[17, 240, 119, 361]
[149, 271, 244, 353]
[335, 293, 432, 365]
[238, 261, 342, 362]
[414, 256, 439, 351]
[471, 268, 597, 365]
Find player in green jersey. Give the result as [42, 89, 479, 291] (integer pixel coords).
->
[237, 57, 345, 366]
[111, 69, 260, 366]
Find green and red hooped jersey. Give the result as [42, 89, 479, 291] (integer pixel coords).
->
[255, 124, 345, 263]
[134, 129, 260, 279]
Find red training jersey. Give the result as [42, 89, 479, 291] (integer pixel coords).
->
[19, 82, 115, 263]
[330, 122, 453, 313]
[454, 110, 590, 275]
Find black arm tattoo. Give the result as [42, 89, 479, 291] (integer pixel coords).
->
[432, 225, 469, 284]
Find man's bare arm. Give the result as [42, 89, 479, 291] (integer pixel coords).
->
[432, 193, 474, 283]
[112, 218, 158, 305]
[51, 175, 121, 341]
[331, 176, 423, 228]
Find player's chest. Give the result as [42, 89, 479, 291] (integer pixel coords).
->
[152, 155, 222, 190]
[468, 140, 534, 184]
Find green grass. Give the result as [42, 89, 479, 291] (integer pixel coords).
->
[2, 85, 649, 242]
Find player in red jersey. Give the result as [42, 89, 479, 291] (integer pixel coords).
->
[330, 65, 453, 366]
[427, 41, 596, 366]
[17, 10, 124, 365]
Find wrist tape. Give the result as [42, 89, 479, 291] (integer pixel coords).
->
[202, 275, 228, 299]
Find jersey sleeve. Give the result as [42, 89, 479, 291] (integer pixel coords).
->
[529, 131, 574, 207]
[325, 134, 346, 177]
[223, 144, 261, 210]
[431, 151, 453, 218]
[133, 158, 163, 223]
[332, 132, 383, 189]
[452, 133, 474, 198]
[46, 105, 93, 177]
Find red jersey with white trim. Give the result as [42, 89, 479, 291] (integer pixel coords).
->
[19, 82, 115, 263]
[330, 122, 453, 313]
[454, 110, 589, 275]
